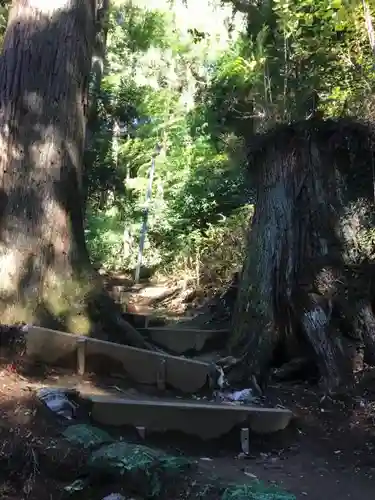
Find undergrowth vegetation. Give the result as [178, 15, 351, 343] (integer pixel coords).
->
[85, 0, 252, 284]
[3, 0, 372, 290]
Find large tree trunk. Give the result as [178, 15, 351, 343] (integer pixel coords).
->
[230, 119, 375, 392]
[0, 0, 151, 348]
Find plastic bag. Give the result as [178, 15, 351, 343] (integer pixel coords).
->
[217, 388, 256, 404]
[102, 494, 126, 500]
[37, 387, 78, 420]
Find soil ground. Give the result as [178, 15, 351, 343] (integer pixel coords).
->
[1, 358, 375, 499]
[1, 282, 375, 499]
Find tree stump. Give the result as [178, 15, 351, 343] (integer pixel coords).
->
[230, 119, 375, 391]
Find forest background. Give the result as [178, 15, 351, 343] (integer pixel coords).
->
[1, 0, 373, 294]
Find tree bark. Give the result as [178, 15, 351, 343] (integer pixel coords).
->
[0, 0, 151, 349]
[84, 0, 109, 149]
[230, 119, 375, 391]
[363, 0, 375, 58]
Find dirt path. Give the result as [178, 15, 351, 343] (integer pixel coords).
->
[1, 285, 375, 499]
[102, 281, 375, 499]
[153, 381, 375, 499]
[0, 355, 375, 499]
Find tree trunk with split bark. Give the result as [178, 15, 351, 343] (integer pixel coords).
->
[230, 119, 375, 392]
[0, 0, 150, 348]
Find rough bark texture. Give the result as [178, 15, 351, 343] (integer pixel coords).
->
[84, 0, 109, 150]
[230, 119, 375, 391]
[82, 0, 110, 208]
[0, 0, 151, 348]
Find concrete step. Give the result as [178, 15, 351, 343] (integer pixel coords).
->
[139, 327, 228, 354]
[83, 393, 293, 439]
[26, 326, 217, 393]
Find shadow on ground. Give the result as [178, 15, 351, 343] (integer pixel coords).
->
[1, 325, 375, 499]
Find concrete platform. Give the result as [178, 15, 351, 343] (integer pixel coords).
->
[26, 326, 215, 393]
[139, 327, 228, 354]
[84, 394, 293, 439]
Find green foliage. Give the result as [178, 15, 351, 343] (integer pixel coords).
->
[200, 0, 375, 134]
[85, 0, 249, 279]
[156, 205, 253, 286]
[0, 0, 374, 288]
[82, 0, 375, 283]
[2, 0, 374, 286]
[0, 1, 9, 46]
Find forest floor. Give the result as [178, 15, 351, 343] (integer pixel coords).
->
[1, 280, 375, 499]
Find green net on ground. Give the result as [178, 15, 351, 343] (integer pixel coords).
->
[61, 424, 295, 499]
[62, 424, 114, 449]
[88, 441, 193, 497]
[89, 441, 162, 472]
[221, 483, 296, 500]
